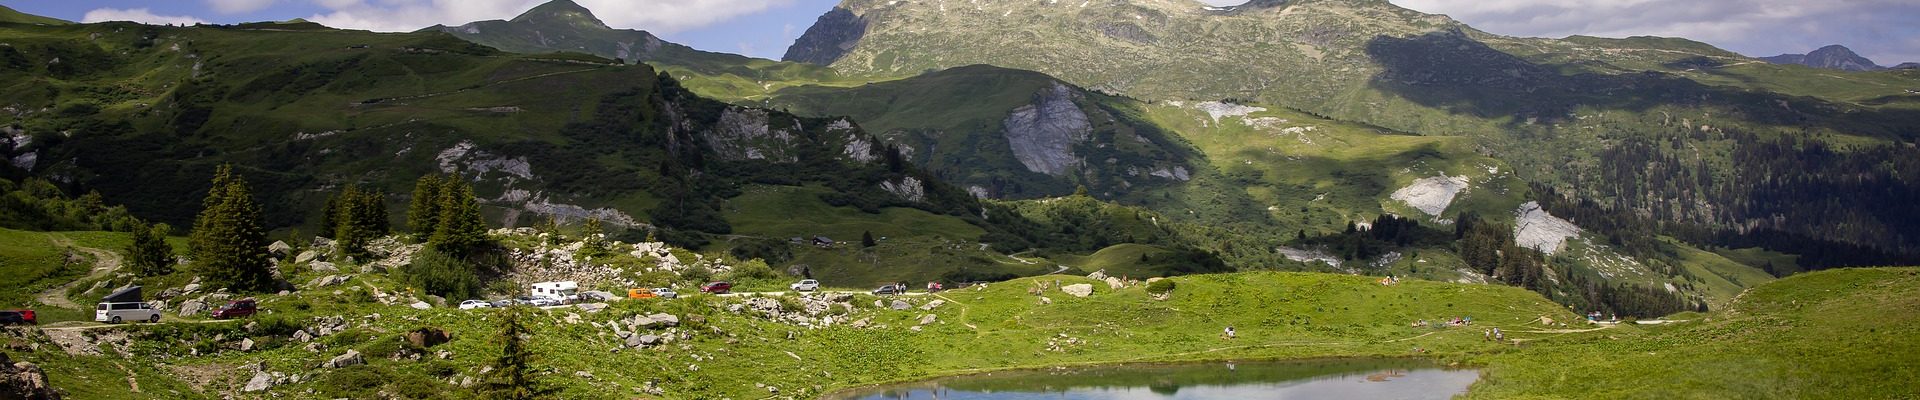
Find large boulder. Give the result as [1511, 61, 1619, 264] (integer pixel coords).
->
[243, 371, 274, 392]
[323, 350, 364, 368]
[890, 300, 911, 310]
[294, 250, 322, 265]
[178, 299, 207, 317]
[267, 241, 292, 257]
[920, 300, 946, 310]
[1105, 277, 1124, 290]
[0, 353, 59, 400]
[405, 327, 452, 349]
[306, 275, 350, 288]
[309, 261, 338, 273]
[1061, 284, 1094, 298]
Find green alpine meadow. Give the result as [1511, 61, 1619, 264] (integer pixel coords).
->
[0, 0, 1915, 398]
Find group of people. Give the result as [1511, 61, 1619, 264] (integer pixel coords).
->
[1409, 316, 1472, 328]
[1484, 327, 1505, 342]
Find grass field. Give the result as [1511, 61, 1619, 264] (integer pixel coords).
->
[0, 229, 129, 308]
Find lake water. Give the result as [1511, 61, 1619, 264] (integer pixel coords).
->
[823, 358, 1479, 400]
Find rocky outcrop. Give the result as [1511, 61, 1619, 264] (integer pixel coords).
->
[783, 7, 867, 65]
[1004, 83, 1091, 176]
[879, 176, 926, 202]
[1391, 175, 1470, 217]
[703, 108, 800, 162]
[1195, 101, 1266, 124]
[0, 353, 58, 400]
[1513, 201, 1582, 255]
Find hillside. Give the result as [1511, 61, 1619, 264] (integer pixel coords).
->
[2, 226, 1911, 399]
[786, 0, 1920, 262]
[0, 20, 979, 244]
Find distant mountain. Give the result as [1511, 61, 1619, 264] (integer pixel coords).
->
[1894, 62, 1920, 70]
[782, 0, 1920, 257]
[1761, 45, 1884, 72]
[0, 5, 70, 25]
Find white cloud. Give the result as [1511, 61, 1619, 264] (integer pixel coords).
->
[304, 0, 794, 34]
[81, 8, 207, 25]
[207, 0, 280, 15]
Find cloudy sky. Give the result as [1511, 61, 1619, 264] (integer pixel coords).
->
[7, 0, 1917, 64]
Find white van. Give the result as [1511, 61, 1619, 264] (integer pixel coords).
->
[95, 302, 162, 324]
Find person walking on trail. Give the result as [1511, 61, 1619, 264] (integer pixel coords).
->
[1223, 326, 1236, 340]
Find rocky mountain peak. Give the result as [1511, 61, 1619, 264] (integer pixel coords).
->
[1761, 44, 1883, 72]
[512, 0, 609, 30]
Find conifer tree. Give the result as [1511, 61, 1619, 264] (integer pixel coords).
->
[862, 230, 876, 247]
[333, 185, 389, 259]
[430, 179, 488, 256]
[126, 219, 175, 277]
[580, 217, 606, 258]
[477, 307, 549, 399]
[407, 175, 446, 242]
[189, 165, 274, 292]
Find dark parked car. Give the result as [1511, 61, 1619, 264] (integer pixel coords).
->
[700, 281, 733, 294]
[0, 310, 35, 325]
[209, 299, 257, 319]
[872, 284, 906, 295]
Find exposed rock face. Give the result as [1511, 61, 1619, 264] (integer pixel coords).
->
[1513, 201, 1582, 255]
[1195, 101, 1267, 124]
[879, 176, 926, 202]
[1004, 83, 1091, 176]
[1391, 175, 1470, 217]
[1276, 246, 1342, 268]
[704, 108, 800, 162]
[405, 327, 452, 349]
[783, 7, 867, 65]
[1761, 45, 1883, 72]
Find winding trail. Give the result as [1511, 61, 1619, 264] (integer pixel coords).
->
[34, 236, 123, 310]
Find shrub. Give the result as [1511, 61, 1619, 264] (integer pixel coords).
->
[1147, 279, 1177, 294]
[401, 249, 481, 300]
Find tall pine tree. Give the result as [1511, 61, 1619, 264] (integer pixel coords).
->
[333, 185, 389, 260]
[430, 179, 488, 256]
[407, 175, 446, 242]
[476, 307, 550, 399]
[189, 165, 275, 292]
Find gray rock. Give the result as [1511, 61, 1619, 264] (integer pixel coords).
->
[1003, 83, 1092, 176]
[918, 314, 937, 325]
[323, 350, 363, 368]
[182, 283, 202, 294]
[243, 371, 274, 392]
[294, 250, 321, 264]
[1088, 270, 1108, 281]
[268, 241, 292, 256]
[920, 300, 945, 310]
[292, 330, 314, 343]
[645, 313, 679, 328]
[238, 338, 255, 352]
[309, 261, 337, 273]
[178, 300, 207, 317]
[851, 317, 872, 328]
[574, 303, 608, 313]
[306, 274, 349, 288]
[409, 301, 431, 310]
[632, 334, 662, 347]
[1062, 284, 1093, 298]
[890, 300, 910, 310]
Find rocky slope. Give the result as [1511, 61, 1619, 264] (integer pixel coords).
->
[1761, 45, 1884, 71]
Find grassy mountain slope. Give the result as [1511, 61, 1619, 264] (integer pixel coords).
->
[0, 20, 975, 245]
[0, 5, 68, 25]
[1469, 267, 1920, 398]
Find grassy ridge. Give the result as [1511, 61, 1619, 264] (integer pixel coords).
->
[1467, 268, 1920, 399]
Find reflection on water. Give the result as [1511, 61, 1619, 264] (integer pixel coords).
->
[826, 359, 1478, 400]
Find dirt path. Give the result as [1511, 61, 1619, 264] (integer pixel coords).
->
[34, 236, 123, 310]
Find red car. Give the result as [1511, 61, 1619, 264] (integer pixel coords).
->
[700, 281, 733, 294]
[209, 299, 258, 319]
[0, 309, 34, 325]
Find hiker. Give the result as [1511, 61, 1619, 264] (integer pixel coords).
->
[1494, 328, 1504, 341]
[1484, 329, 1491, 341]
[1223, 326, 1236, 339]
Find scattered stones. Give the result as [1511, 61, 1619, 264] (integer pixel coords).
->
[0, 353, 57, 400]
[1061, 284, 1093, 297]
[850, 317, 872, 328]
[292, 330, 314, 343]
[323, 350, 364, 368]
[1088, 270, 1108, 280]
[307, 274, 350, 288]
[575, 303, 608, 313]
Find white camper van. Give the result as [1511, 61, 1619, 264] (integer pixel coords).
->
[530, 281, 579, 304]
[95, 286, 162, 324]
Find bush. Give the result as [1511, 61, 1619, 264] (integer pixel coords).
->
[1147, 279, 1177, 294]
[727, 259, 779, 281]
[401, 249, 481, 300]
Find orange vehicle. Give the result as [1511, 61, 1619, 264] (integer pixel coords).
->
[628, 288, 658, 299]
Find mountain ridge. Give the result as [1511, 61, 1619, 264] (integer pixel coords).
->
[1761, 44, 1883, 72]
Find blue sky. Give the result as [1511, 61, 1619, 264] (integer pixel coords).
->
[5, 0, 1917, 64]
